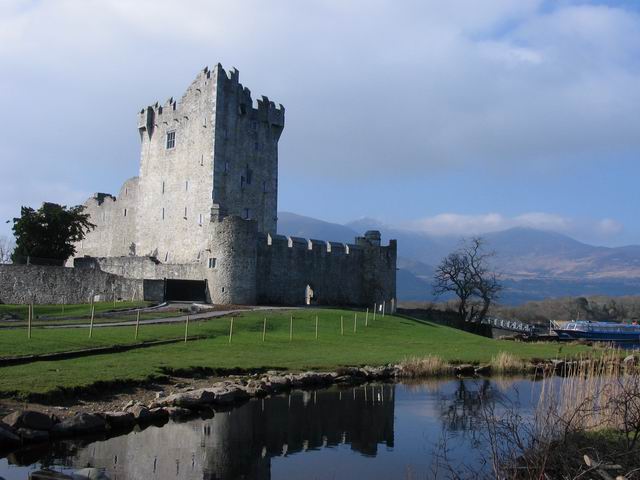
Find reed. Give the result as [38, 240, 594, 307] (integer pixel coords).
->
[398, 355, 453, 377]
[490, 352, 526, 374]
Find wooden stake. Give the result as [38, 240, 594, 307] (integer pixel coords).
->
[289, 315, 293, 342]
[341, 316, 344, 336]
[354, 313, 357, 333]
[373, 303, 377, 321]
[262, 317, 267, 342]
[228, 317, 234, 343]
[27, 303, 32, 339]
[135, 309, 140, 340]
[89, 303, 95, 339]
[365, 308, 369, 327]
[315, 315, 319, 340]
[382, 301, 386, 317]
[184, 315, 190, 343]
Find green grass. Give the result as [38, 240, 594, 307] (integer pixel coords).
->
[0, 309, 592, 398]
[0, 301, 151, 320]
[0, 310, 184, 328]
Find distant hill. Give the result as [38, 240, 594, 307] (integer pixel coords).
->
[277, 212, 640, 304]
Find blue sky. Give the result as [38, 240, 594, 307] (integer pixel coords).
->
[0, 0, 638, 246]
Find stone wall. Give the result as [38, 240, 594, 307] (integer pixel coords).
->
[256, 230, 397, 307]
[75, 256, 203, 281]
[0, 265, 143, 305]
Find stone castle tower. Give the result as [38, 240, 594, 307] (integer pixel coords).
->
[75, 64, 396, 307]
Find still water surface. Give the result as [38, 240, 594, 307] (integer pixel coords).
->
[0, 378, 545, 479]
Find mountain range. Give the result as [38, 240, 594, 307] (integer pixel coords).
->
[277, 212, 640, 305]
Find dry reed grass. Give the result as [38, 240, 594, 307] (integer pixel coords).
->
[398, 355, 453, 378]
[490, 351, 526, 374]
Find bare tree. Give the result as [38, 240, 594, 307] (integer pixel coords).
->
[433, 237, 501, 323]
[0, 235, 14, 264]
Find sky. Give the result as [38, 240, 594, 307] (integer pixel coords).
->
[0, 0, 638, 246]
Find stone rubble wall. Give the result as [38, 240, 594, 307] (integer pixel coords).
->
[0, 265, 143, 305]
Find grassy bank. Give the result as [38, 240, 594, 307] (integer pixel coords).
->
[0, 300, 151, 320]
[0, 309, 591, 398]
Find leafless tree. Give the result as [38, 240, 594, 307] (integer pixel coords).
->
[433, 237, 501, 323]
[0, 235, 14, 264]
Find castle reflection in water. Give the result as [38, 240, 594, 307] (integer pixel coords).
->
[71, 385, 395, 480]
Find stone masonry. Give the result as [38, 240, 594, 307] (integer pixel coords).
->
[69, 64, 396, 307]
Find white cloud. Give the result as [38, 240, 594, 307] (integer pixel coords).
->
[405, 212, 624, 242]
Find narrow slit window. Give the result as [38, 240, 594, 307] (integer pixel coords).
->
[161, 208, 165, 220]
[185, 180, 189, 191]
[162, 181, 165, 194]
[198, 213, 203, 225]
[243, 208, 251, 220]
[123, 208, 127, 217]
[166, 131, 176, 149]
[208, 258, 216, 269]
[184, 207, 187, 219]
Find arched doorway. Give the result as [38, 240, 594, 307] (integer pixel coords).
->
[305, 284, 315, 305]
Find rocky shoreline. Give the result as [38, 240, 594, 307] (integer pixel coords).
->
[1, 356, 635, 454]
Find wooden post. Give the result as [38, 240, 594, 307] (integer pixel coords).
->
[382, 301, 386, 317]
[262, 317, 267, 342]
[61, 296, 65, 317]
[340, 316, 344, 336]
[89, 303, 95, 339]
[315, 315, 319, 340]
[289, 315, 293, 342]
[184, 315, 190, 343]
[135, 309, 140, 340]
[228, 317, 234, 343]
[365, 308, 369, 327]
[27, 303, 32, 339]
[354, 313, 357, 333]
[373, 303, 377, 321]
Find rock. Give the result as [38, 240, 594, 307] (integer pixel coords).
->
[474, 365, 492, 376]
[148, 408, 169, 422]
[0, 422, 21, 449]
[265, 375, 290, 391]
[210, 384, 249, 405]
[102, 412, 135, 429]
[156, 388, 217, 409]
[165, 407, 193, 419]
[126, 404, 151, 422]
[243, 380, 270, 397]
[17, 427, 49, 443]
[154, 391, 166, 400]
[623, 354, 636, 366]
[51, 413, 106, 437]
[454, 364, 476, 376]
[122, 400, 135, 411]
[2, 410, 56, 431]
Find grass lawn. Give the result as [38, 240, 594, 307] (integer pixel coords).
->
[0, 309, 592, 398]
[0, 310, 184, 328]
[0, 301, 151, 320]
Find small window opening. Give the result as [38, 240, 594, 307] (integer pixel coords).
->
[184, 207, 187, 219]
[245, 165, 253, 185]
[240, 176, 245, 189]
[199, 213, 203, 225]
[243, 208, 251, 220]
[200, 155, 204, 166]
[208, 258, 216, 268]
[162, 181, 165, 194]
[239, 104, 247, 115]
[165, 251, 169, 262]
[185, 180, 189, 191]
[161, 208, 165, 220]
[224, 161, 229, 173]
[166, 131, 176, 149]
[123, 208, 127, 217]
[221, 286, 225, 293]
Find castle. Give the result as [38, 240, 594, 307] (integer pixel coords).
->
[72, 64, 397, 307]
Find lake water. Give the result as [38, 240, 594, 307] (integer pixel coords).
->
[0, 378, 546, 479]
